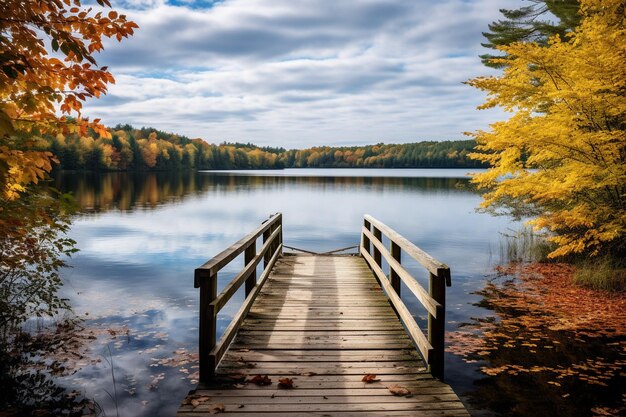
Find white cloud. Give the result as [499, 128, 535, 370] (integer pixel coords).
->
[83, 0, 517, 146]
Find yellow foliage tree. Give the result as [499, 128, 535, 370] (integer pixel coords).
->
[0, 0, 137, 198]
[468, 0, 625, 258]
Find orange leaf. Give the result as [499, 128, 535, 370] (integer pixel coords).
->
[388, 384, 411, 396]
[278, 378, 294, 389]
[361, 374, 380, 383]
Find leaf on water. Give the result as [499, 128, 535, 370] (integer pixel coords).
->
[388, 384, 411, 396]
[361, 374, 380, 383]
[248, 375, 272, 386]
[278, 378, 294, 388]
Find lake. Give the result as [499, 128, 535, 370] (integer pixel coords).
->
[52, 168, 519, 416]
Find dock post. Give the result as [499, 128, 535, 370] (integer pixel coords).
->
[428, 268, 447, 380]
[263, 228, 271, 268]
[244, 242, 256, 297]
[373, 226, 382, 267]
[390, 241, 401, 295]
[199, 272, 218, 383]
[362, 218, 371, 255]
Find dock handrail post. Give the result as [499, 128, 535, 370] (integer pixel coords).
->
[278, 218, 283, 254]
[428, 268, 448, 381]
[362, 218, 371, 255]
[390, 241, 401, 295]
[244, 242, 256, 297]
[373, 226, 382, 267]
[199, 272, 218, 383]
[263, 229, 271, 268]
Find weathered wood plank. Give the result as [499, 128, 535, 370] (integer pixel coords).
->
[195, 213, 281, 283]
[184, 401, 468, 413]
[364, 214, 449, 278]
[178, 254, 468, 417]
[178, 411, 470, 417]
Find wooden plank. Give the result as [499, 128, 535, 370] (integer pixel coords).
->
[180, 254, 467, 417]
[195, 213, 281, 283]
[178, 411, 470, 417]
[428, 271, 446, 380]
[177, 409, 469, 417]
[213, 226, 281, 313]
[184, 401, 468, 413]
[363, 227, 440, 317]
[244, 241, 256, 297]
[196, 384, 454, 397]
[209, 244, 282, 369]
[364, 214, 450, 281]
[361, 247, 433, 363]
[180, 394, 463, 405]
[198, 273, 217, 382]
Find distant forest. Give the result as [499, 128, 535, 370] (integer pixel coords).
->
[45, 124, 486, 171]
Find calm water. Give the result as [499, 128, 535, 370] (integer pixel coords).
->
[53, 169, 518, 416]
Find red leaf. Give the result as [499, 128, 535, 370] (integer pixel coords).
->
[248, 375, 272, 386]
[278, 378, 294, 388]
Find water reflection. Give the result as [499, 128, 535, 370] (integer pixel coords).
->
[53, 170, 514, 417]
[53, 171, 473, 214]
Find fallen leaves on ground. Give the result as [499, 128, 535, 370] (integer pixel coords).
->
[248, 375, 272, 386]
[362, 374, 380, 383]
[446, 262, 625, 415]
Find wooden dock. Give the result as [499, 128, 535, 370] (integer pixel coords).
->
[177, 214, 469, 416]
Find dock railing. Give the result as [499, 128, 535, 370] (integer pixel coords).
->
[360, 214, 451, 380]
[194, 213, 283, 383]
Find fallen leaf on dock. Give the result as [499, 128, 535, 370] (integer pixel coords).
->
[248, 375, 272, 386]
[388, 384, 411, 396]
[302, 371, 317, 376]
[183, 394, 210, 407]
[211, 403, 225, 414]
[278, 378, 294, 388]
[227, 373, 247, 383]
[362, 374, 380, 383]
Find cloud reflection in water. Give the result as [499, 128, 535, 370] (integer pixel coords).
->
[55, 169, 516, 416]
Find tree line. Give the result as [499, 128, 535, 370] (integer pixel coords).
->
[45, 124, 485, 171]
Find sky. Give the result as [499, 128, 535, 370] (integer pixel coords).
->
[84, 0, 519, 147]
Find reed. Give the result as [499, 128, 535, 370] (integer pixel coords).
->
[499, 226, 554, 263]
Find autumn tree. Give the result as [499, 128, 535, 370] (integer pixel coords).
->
[0, 0, 137, 198]
[469, 0, 625, 258]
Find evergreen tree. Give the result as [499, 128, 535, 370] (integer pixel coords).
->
[480, 0, 581, 68]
